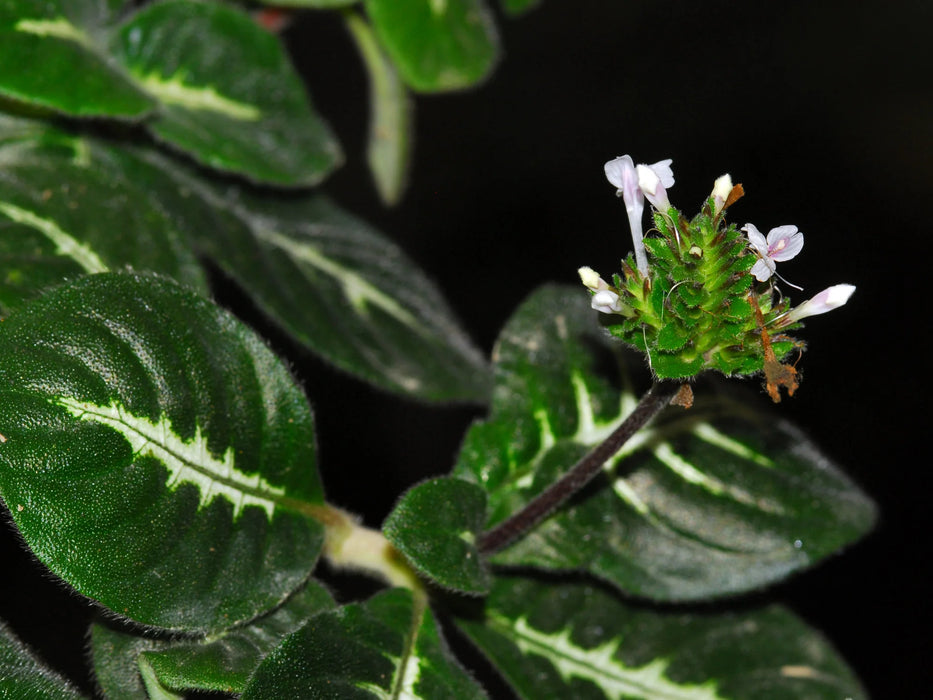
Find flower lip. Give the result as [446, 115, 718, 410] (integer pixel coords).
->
[591, 289, 623, 314]
[743, 223, 804, 282]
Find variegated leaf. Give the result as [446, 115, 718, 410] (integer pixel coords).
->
[242, 588, 486, 699]
[90, 581, 336, 697]
[453, 285, 876, 600]
[456, 576, 867, 699]
[0, 272, 326, 633]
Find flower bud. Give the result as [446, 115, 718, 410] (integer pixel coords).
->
[785, 284, 855, 322]
[711, 174, 733, 215]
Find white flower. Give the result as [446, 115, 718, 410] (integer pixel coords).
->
[711, 174, 733, 215]
[591, 290, 623, 314]
[636, 163, 672, 213]
[785, 284, 855, 322]
[604, 155, 675, 274]
[743, 223, 804, 282]
[578, 266, 622, 314]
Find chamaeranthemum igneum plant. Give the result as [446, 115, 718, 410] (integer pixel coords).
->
[1, 0, 874, 698]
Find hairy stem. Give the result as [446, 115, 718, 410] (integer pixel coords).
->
[322, 505, 423, 592]
[477, 381, 680, 555]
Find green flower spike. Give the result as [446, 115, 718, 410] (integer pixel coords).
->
[581, 156, 855, 402]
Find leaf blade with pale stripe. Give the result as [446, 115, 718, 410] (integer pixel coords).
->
[453, 285, 876, 600]
[456, 576, 867, 700]
[0, 272, 325, 633]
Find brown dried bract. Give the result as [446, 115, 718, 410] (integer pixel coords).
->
[763, 356, 798, 403]
[671, 383, 694, 409]
[750, 292, 799, 403]
[724, 183, 745, 211]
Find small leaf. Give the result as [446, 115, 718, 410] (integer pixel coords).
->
[453, 285, 876, 600]
[0, 621, 86, 699]
[242, 588, 486, 699]
[90, 581, 336, 697]
[383, 477, 491, 594]
[0, 0, 154, 117]
[345, 11, 413, 205]
[0, 121, 209, 314]
[456, 576, 867, 700]
[0, 272, 326, 633]
[110, 0, 342, 186]
[364, 0, 500, 92]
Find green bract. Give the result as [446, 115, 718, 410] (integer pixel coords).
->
[597, 202, 801, 383]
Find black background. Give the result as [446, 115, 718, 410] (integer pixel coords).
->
[2, 0, 929, 697]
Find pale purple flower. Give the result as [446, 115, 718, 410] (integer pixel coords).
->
[784, 284, 855, 322]
[604, 155, 675, 274]
[743, 223, 804, 282]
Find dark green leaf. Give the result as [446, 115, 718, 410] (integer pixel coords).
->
[0, 121, 209, 314]
[90, 623, 180, 700]
[122, 150, 490, 401]
[0, 272, 326, 633]
[0, 621, 86, 699]
[453, 285, 876, 600]
[383, 477, 491, 594]
[0, 0, 154, 117]
[109, 0, 341, 186]
[364, 0, 500, 92]
[213, 191, 492, 401]
[456, 576, 867, 700]
[91, 581, 336, 697]
[242, 588, 486, 699]
[345, 11, 413, 205]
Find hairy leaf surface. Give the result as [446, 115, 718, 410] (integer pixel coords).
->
[383, 476, 491, 594]
[0, 621, 86, 699]
[0, 272, 326, 633]
[111, 148, 491, 401]
[453, 285, 875, 600]
[90, 581, 336, 697]
[0, 121, 207, 314]
[456, 577, 867, 699]
[242, 588, 486, 699]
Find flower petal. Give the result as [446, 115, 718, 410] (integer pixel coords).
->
[766, 225, 804, 261]
[592, 289, 623, 314]
[751, 257, 775, 282]
[604, 156, 637, 195]
[647, 158, 675, 188]
[742, 223, 768, 254]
